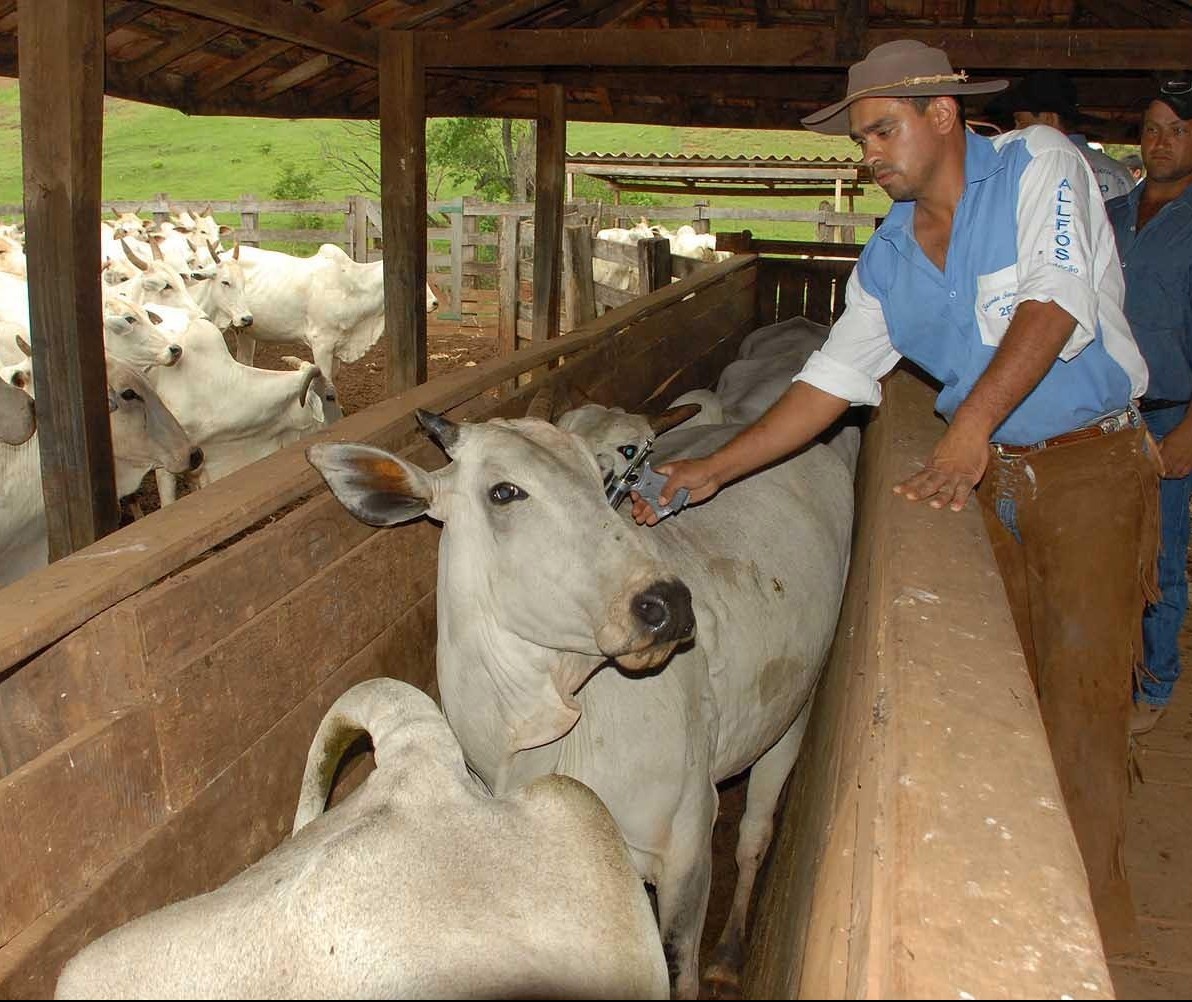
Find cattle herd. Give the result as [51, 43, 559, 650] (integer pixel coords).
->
[2, 211, 858, 998]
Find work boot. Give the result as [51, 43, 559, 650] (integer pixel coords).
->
[1131, 701, 1167, 736]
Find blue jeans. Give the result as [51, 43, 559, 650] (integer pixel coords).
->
[1140, 404, 1192, 707]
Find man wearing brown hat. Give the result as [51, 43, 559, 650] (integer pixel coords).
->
[635, 39, 1158, 954]
[993, 69, 1136, 199]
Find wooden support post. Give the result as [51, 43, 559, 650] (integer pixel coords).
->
[448, 197, 464, 322]
[562, 224, 595, 332]
[19, 0, 118, 562]
[151, 192, 171, 227]
[379, 30, 428, 391]
[531, 82, 566, 347]
[637, 235, 672, 294]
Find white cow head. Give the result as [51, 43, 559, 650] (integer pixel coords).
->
[0, 366, 34, 445]
[555, 400, 703, 483]
[203, 243, 254, 329]
[308, 412, 694, 672]
[102, 295, 184, 371]
[106, 357, 203, 497]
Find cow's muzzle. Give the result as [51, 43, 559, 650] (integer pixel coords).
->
[602, 577, 695, 672]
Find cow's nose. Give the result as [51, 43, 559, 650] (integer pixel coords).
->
[632, 578, 694, 643]
[240, 315, 254, 327]
[188, 446, 204, 471]
[168, 344, 183, 360]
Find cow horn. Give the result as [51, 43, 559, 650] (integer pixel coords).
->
[232, 239, 240, 261]
[647, 402, 702, 436]
[15, 333, 32, 358]
[202, 202, 213, 217]
[525, 384, 556, 421]
[149, 236, 165, 262]
[207, 239, 222, 264]
[120, 237, 149, 272]
[297, 365, 319, 407]
[415, 409, 459, 452]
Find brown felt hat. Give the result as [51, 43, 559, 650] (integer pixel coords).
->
[803, 39, 1008, 135]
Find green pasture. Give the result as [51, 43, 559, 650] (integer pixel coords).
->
[0, 81, 889, 247]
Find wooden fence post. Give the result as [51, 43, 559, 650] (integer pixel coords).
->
[563, 224, 595, 332]
[151, 192, 171, 227]
[240, 194, 260, 247]
[637, 235, 672, 294]
[444, 197, 463, 322]
[498, 214, 519, 359]
[349, 194, 370, 262]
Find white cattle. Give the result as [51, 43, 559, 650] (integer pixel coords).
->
[232, 244, 439, 379]
[592, 220, 730, 296]
[0, 300, 182, 373]
[0, 376, 33, 445]
[307, 405, 856, 998]
[0, 234, 26, 278]
[186, 242, 253, 331]
[146, 316, 340, 505]
[107, 246, 206, 321]
[54, 677, 669, 1000]
[0, 356, 201, 588]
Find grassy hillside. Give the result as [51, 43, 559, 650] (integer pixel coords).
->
[0, 80, 889, 242]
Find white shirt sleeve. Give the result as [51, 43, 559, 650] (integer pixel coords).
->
[1014, 140, 1104, 361]
[794, 268, 901, 406]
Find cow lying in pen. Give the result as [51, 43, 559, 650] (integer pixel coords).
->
[54, 677, 668, 1000]
[307, 400, 856, 998]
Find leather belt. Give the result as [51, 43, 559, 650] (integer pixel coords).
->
[992, 405, 1141, 458]
[1138, 398, 1190, 412]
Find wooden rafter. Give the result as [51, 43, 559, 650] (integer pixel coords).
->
[145, 0, 376, 66]
[105, 2, 156, 31]
[124, 19, 229, 79]
[465, 0, 567, 31]
[255, 52, 332, 102]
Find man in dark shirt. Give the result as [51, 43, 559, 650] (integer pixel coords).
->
[1107, 78, 1192, 735]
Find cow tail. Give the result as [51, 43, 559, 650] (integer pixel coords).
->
[291, 677, 441, 836]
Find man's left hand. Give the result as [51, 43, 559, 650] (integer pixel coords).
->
[1159, 418, 1192, 479]
[893, 424, 989, 512]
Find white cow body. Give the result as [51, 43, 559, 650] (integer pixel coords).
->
[232, 244, 438, 378]
[145, 317, 340, 504]
[55, 677, 669, 1000]
[308, 409, 856, 998]
[0, 358, 199, 588]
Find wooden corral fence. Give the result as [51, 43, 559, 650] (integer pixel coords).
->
[0, 253, 1110, 999]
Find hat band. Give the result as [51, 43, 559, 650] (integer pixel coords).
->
[847, 70, 970, 102]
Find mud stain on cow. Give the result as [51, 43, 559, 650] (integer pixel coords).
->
[759, 656, 804, 707]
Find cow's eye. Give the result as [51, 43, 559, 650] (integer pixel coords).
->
[488, 482, 527, 505]
[119, 387, 140, 402]
[619, 444, 637, 460]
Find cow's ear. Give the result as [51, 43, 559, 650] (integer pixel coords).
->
[306, 442, 432, 527]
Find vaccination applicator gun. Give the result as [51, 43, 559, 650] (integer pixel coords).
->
[605, 438, 690, 520]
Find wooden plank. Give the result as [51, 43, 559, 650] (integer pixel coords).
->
[418, 26, 837, 68]
[146, 0, 377, 67]
[776, 269, 808, 322]
[19, 0, 118, 562]
[637, 235, 672, 295]
[531, 82, 566, 345]
[0, 709, 166, 948]
[379, 29, 428, 391]
[805, 272, 834, 325]
[0, 604, 144, 777]
[563, 224, 596, 331]
[498, 214, 518, 357]
[255, 52, 333, 102]
[148, 521, 439, 805]
[866, 27, 1192, 70]
[0, 596, 437, 1000]
[835, 0, 868, 61]
[0, 256, 757, 673]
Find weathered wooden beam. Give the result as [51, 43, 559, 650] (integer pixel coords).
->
[464, 0, 561, 30]
[379, 30, 428, 392]
[192, 0, 381, 99]
[104, 1, 154, 31]
[254, 52, 333, 103]
[835, 0, 868, 62]
[418, 27, 836, 68]
[146, 0, 377, 66]
[19, 0, 119, 561]
[866, 27, 1192, 70]
[418, 26, 1192, 72]
[123, 20, 228, 79]
[531, 82, 566, 346]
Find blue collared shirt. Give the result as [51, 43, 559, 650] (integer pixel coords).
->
[797, 127, 1148, 445]
[1107, 183, 1192, 403]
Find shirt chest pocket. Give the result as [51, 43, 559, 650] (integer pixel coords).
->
[975, 264, 1019, 348]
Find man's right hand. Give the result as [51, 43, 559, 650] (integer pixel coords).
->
[631, 457, 722, 525]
